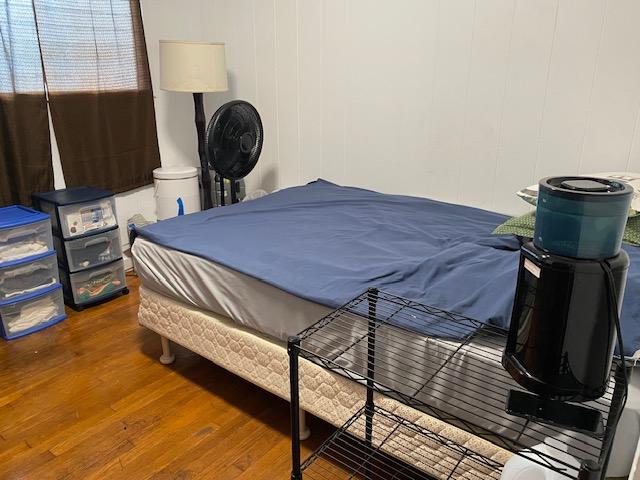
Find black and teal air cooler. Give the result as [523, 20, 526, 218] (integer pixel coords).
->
[534, 177, 632, 259]
[503, 176, 633, 434]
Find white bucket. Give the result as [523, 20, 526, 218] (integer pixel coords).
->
[153, 166, 201, 220]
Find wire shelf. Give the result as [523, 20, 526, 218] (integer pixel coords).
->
[296, 289, 626, 479]
[301, 405, 503, 480]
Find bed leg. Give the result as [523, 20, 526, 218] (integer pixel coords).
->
[299, 409, 311, 440]
[159, 336, 176, 365]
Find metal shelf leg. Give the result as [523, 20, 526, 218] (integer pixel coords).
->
[289, 336, 302, 480]
[364, 288, 379, 480]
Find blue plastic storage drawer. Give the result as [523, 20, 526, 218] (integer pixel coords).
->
[0, 251, 59, 302]
[0, 283, 66, 340]
[0, 206, 53, 264]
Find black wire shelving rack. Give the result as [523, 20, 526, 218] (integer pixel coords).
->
[288, 288, 627, 480]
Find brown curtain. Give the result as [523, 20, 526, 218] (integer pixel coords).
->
[33, 0, 160, 194]
[0, 1, 53, 207]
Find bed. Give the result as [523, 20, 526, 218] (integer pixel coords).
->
[132, 180, 640, 478]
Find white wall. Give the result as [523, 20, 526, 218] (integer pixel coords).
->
[51, 0, 640, 239]
[195, 0, 640, 216]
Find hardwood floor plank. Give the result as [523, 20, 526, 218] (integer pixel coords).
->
[0, 275, 340, 478]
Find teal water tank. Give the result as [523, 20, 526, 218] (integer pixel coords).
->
[534, 176, 633, 259]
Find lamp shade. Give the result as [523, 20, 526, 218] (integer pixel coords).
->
[159, 40, 228, 93]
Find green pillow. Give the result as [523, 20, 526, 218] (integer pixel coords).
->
[493, 212, 640, 247]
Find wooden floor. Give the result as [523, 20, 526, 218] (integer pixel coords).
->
[0, 275, 335, 479]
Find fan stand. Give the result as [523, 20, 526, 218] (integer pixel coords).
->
[217, 176, 239, 206]
[230, 180, 239, 204]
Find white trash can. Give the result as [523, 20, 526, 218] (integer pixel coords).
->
[153, 166, 201, 220]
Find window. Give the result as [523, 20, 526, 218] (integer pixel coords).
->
[0, 0, 159, 205]
[0, 0, 43, 93]
[0, 0, 139, 94]
[34, 0, 138, 92]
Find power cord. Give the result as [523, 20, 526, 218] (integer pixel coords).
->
[600, 259, 629, 442]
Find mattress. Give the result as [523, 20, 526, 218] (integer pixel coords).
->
[132, 237, 516, 432]
[135, 180, 520, 341]
[133, 236, 609, 469]
[132, 237, 332, 341]
[133, 236, 518, 426]
[137, 286, 512, 479]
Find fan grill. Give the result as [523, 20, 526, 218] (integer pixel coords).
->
[206, 100, 263, 181]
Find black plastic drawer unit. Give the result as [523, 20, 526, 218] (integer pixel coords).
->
[33, 187, 128, 311]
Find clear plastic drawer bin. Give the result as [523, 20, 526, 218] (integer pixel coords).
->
[0, 206, 53, 264]
[33, 187, 117, 239]
[54, 227, 122, 273]
[42, 197, 117, 239]
[0, 251, 59, 302]
[0, 284, 66, 340]
[60, 260, 126, 306]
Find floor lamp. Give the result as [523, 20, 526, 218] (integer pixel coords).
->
[159, 40, 228, 210]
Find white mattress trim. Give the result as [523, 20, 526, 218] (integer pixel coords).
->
[138, 286, 511, 478]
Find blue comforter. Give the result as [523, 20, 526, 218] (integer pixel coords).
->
[138, 179, 640, 354]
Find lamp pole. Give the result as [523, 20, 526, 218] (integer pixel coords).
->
[193, 92, 213, 209]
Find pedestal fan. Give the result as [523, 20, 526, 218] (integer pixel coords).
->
[206, 100, 263, 205]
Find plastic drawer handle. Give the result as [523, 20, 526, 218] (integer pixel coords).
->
[83, 237, 110, 247]
[7, 263, 48, 277]
[88, 270, 111, 280]
[0, 227, 41, 242]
